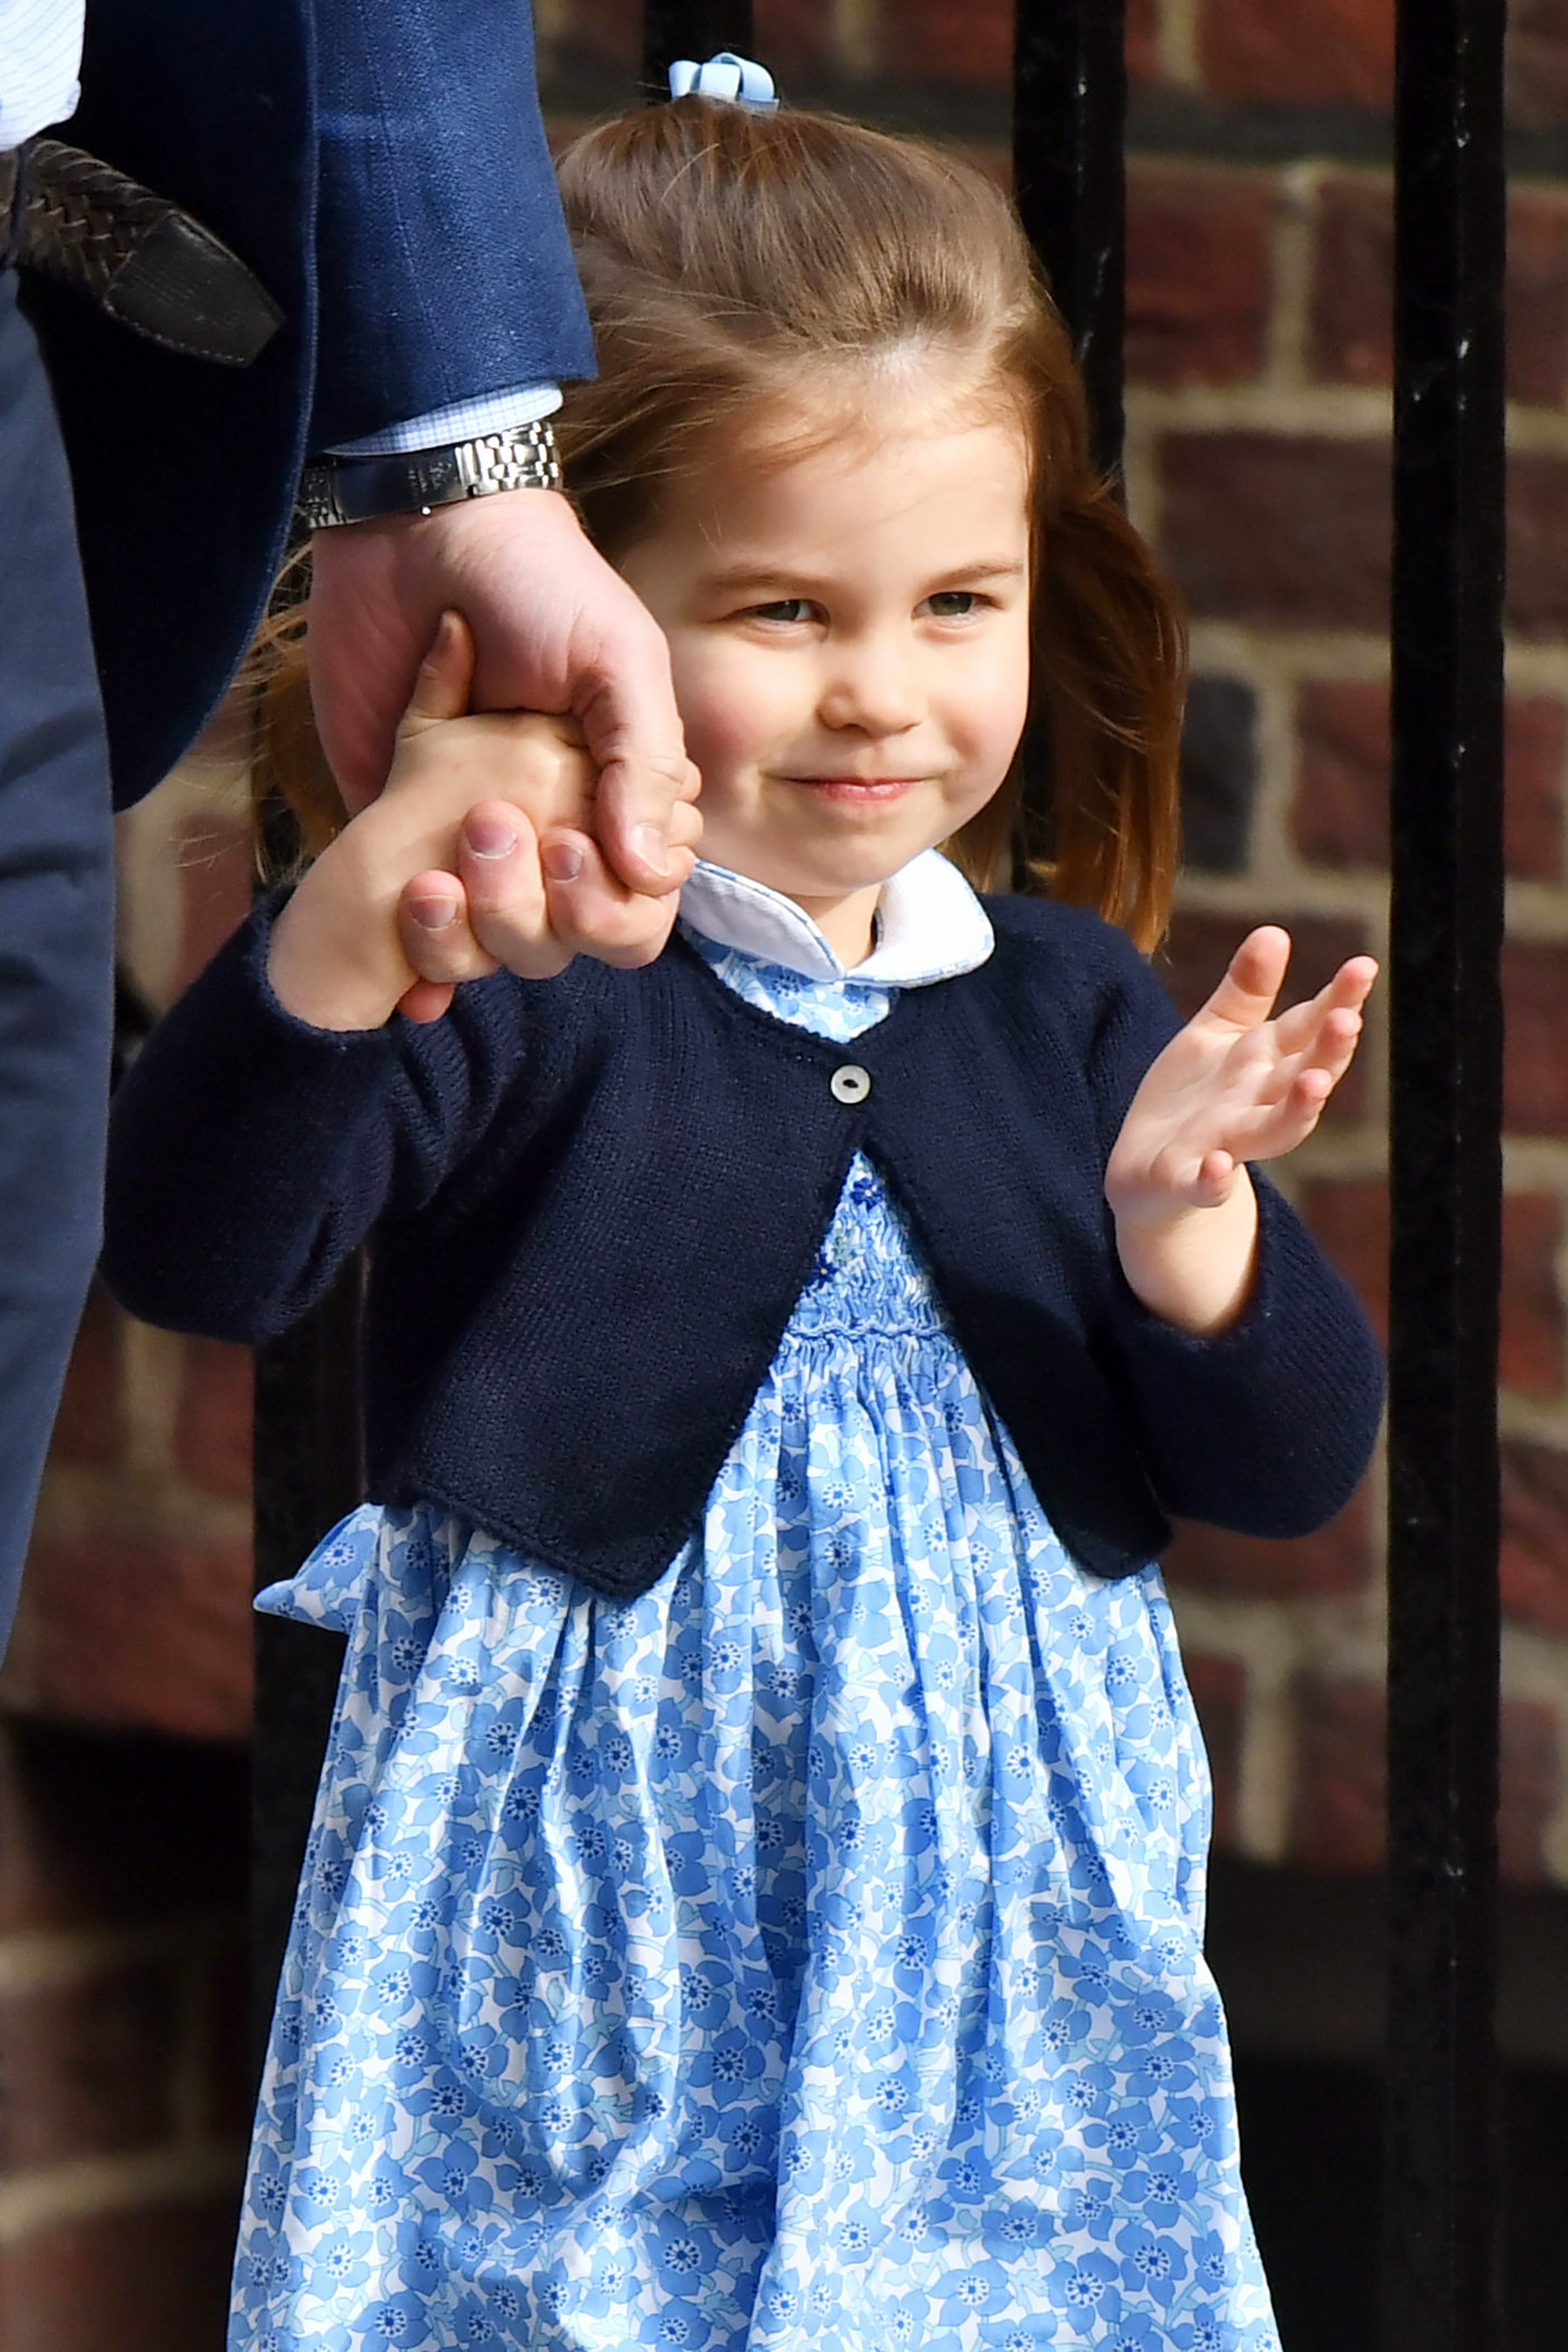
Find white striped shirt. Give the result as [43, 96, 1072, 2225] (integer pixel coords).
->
[0, 0, 83, 147]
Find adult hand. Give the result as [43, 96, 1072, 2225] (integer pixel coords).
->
[307, 489, 700, 892]
[389, 616, 701, 1023]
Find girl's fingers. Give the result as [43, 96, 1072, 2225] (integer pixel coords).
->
[397, 870, 501, 987]
[396, 611, 477, 741]
[454, 803, 573, 979]
[1202, 1064, 1339, 1166]
[1272, 956, 1379, 1055]
[542, 828, 694, 969]
[395, 977, 457, 1024]
[1199, 926, 1292, 1032]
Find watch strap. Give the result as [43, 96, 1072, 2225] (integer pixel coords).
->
[299, 419, 562, 530]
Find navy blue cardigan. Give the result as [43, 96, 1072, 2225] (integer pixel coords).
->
[103, 893, 1384, 1599]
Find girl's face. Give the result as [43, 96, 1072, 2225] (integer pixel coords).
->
[617, 391, 1032, 962]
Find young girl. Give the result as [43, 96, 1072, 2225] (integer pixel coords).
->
[105, 78, 1382, 2352]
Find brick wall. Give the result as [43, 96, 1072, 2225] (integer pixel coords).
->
[5, 2, 1568, 2342]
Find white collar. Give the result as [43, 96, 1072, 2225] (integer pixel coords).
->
[678, 849, 995, 987]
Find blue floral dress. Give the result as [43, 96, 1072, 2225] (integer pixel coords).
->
[234, 914, 1280, 2352]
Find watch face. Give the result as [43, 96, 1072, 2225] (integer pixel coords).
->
[406, 449, 466, 506]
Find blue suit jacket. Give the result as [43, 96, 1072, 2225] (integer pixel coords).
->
[24, 0, 595, 809]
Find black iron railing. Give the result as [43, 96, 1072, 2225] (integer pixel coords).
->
[253, 6, 1511, 2339]
[1012, 0, 1125, 477]
[1384, 0, 1506, 2342]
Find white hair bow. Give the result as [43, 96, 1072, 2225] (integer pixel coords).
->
[666, 52, 779, 109]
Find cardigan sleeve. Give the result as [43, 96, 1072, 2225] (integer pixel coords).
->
[1082, 926, 1385, 1537]
[1104, 1175, 1384, 1536]
[102, 896, 533, 1344]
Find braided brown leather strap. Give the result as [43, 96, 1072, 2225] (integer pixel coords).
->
[17, 139, 282, 367]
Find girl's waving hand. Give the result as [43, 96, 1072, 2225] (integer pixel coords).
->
[1105, 928, 1377, 1334]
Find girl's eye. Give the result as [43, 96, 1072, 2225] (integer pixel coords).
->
[924, 590, 983, 618]
[747, 598, 817, 625]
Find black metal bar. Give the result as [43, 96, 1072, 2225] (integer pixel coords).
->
[1011, 0, 1126, 478]
[642, 1, 754, 98]
[252, 1260, 363, 2066]
[1383, 0, 1507, 2338]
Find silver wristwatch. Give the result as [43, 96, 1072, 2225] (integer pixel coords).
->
[298, 419, 563, 531]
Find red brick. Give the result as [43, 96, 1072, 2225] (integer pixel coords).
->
[1504, 941, 1568, 1137]
[1506, 195, 1568, 405]
[1309, 181, 1568, 408]
[169, 814, 252, 1002]
[1291, 1678, 1562, 1881]
[0, 2199, 238, 2352]
[1159, 434, 1390, 632]
[1199, 0, 1394, 107]
[1501, 1439, 1568, 1631]
[1503, 698, 1568, 881]
[1183, 1652, 1246, 1849]
[1293, 682, 1565, 883]
[1163, 1485, 1375, 1601]
[1125, 167, 1276, 387]
[762, 0, 836, 74]
[1507, 453, 1568, 641]
[1297, 1177, 1387, 1339]
[5, 1535, 253, 1741]
[0, 1963, 178, 2173]
[1509, 1, 1568, 132]
[1307, 179, 1391, 389]
[1501, 1194, 1566, 1394]
[1293, 680, 1388, 866]
[1156, 909, 1371, 1122]
[1126, 0, 1161, 84]
[1298, 1179, 1565, 1395]
[45, 1283, 124, 1470]
[896, 0, 1011, 84]
[174, 1338, 253, 1504]
[1290, 1674, 1384, 1873]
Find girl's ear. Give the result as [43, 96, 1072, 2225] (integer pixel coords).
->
[398, 612, 478, 739]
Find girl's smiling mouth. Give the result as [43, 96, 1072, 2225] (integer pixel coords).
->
[780, 774, 923, 798]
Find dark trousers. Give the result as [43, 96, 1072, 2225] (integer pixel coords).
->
[0, 264, 114, 1652]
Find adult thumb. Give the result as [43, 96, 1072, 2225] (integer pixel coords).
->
[398, 611, 476, 738]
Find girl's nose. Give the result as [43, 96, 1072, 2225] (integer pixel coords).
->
[817, 635, 925, 736]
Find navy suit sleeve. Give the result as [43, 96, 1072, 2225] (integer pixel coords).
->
[308, 0, 595, 446]
[1085, 923, 1385, 1538]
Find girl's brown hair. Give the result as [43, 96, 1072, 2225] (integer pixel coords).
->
[263, 96, 1186, 946]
